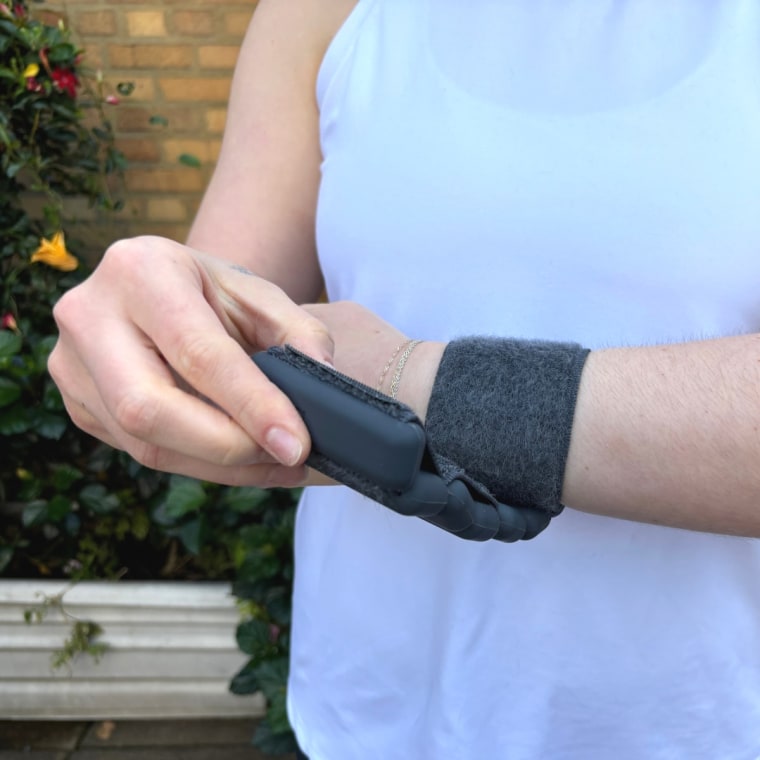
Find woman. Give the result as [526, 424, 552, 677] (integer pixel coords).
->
[49, 1, 760, 757]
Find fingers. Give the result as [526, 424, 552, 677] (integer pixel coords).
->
[49, 236, 333, 481]
[205, 259, 335, 364]
[139, 257, 330, 464]
[51, 341, 307, 487]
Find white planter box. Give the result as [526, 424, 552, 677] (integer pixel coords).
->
[0, 580, 264, 720]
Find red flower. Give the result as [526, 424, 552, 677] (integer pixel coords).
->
[26, 77, 42, 93]
[51, 67, 79, 98]
[1, 313, 18, 332]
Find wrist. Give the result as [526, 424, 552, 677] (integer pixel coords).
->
[392, 341, 446, 422]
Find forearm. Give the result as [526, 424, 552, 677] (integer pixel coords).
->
[400, 334, 760, 536]
[304, 302, 760, 536]
[563, 335, 760, 535]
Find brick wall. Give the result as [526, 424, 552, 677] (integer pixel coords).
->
[37, 0, 258, 247]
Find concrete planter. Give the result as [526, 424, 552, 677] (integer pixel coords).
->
[0, 580, 264, 720]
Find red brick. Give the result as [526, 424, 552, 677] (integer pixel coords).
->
[35, 9, 67, 27]
[108, 45, 194, 69]
[147, 198, 189, 222]
[198, 46, 240, 70]
[117, 138, 161, 163]
[115, 106, 205, 134]
[76, 11, 118, 36]
[126, 11, 167, 38]
[172, 11, 216, 37]
[125, 167, 205, 193]
[159, 78, 231, 102]
[205, 108, 227, 134]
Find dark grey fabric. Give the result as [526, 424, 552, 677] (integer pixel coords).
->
[266, 345, 551, 541]
[426, 337, 590, 515]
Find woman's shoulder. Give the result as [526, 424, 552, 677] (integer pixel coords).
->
[251, 0, 358, 68]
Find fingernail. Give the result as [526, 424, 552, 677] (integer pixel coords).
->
[265, 427, 303, 466]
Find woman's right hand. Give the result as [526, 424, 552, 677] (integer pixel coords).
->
[48, 235, 334, 487]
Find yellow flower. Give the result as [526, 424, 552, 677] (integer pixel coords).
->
[31, 231, 79, 272]
[23, 63, 39, 79]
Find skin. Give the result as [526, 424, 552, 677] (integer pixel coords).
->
[306, 301, 760, 537]
[49, 0, 760, 537]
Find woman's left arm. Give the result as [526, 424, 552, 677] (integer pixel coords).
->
[305, 302, 760, 537]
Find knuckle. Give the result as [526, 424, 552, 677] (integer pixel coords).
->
[46, 342, 63, 382]
[51, 288, 83, 331]
[176, 332, 218, 384]
[100, 238, 140, 275]
[101, 236, 167, 285]
[73, 413, 108, 443]
[102, 236, 152, 268]
[285, 314, 334, 353]
[219, 440, 264, 468]
[113, 388, 162, 440]
[129, 441, 163, 471]
[234, 392, 272, 435]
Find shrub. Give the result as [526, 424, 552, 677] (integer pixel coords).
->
[1, 0, 133, 575]
[0, 2, 297, 752]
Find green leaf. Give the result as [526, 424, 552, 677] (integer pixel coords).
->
[0, 331, 22, 358]
[33, 410, 68, 440]
[46, 43, 78, 63]
[221, 486, 272, 514]
[117, 81, 135, 96]
[266, 685, 292, 735]
[149, 114, 169, 127]
[51, 464, 83, 491]
[154, 477, 207, 522]
[33, 335, 57, 370]
[231, 577, 269, 605]
[238, 550, 281, 583]
[178, 153, 201, 169]
[105, 149, 127, 173]
[253, 657, 290, 703]
[64, 512, 81, 537]
[0, 405, 33, 435]
[22, 500, 48, 527]
[252, 721, 296, 756]
[236, 619, 274, 657]
[264, 587, 292, 627]
[46, 494, 72, 521]
[42, 381, 65, 412]
[0, 545, 13, 574]
[79, 484, 121, 515]
[229, 660, 260, 695]
[131, 509, 151, 541]
[5, 161, 24, 179]
[177, 517, 202, 555]
[0, 377, 21, 407]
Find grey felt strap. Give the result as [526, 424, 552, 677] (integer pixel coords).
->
[261, 345, 552, 542]
[425, 337, 590, 516]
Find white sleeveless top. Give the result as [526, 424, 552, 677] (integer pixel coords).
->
[289, 2, 760, 757]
